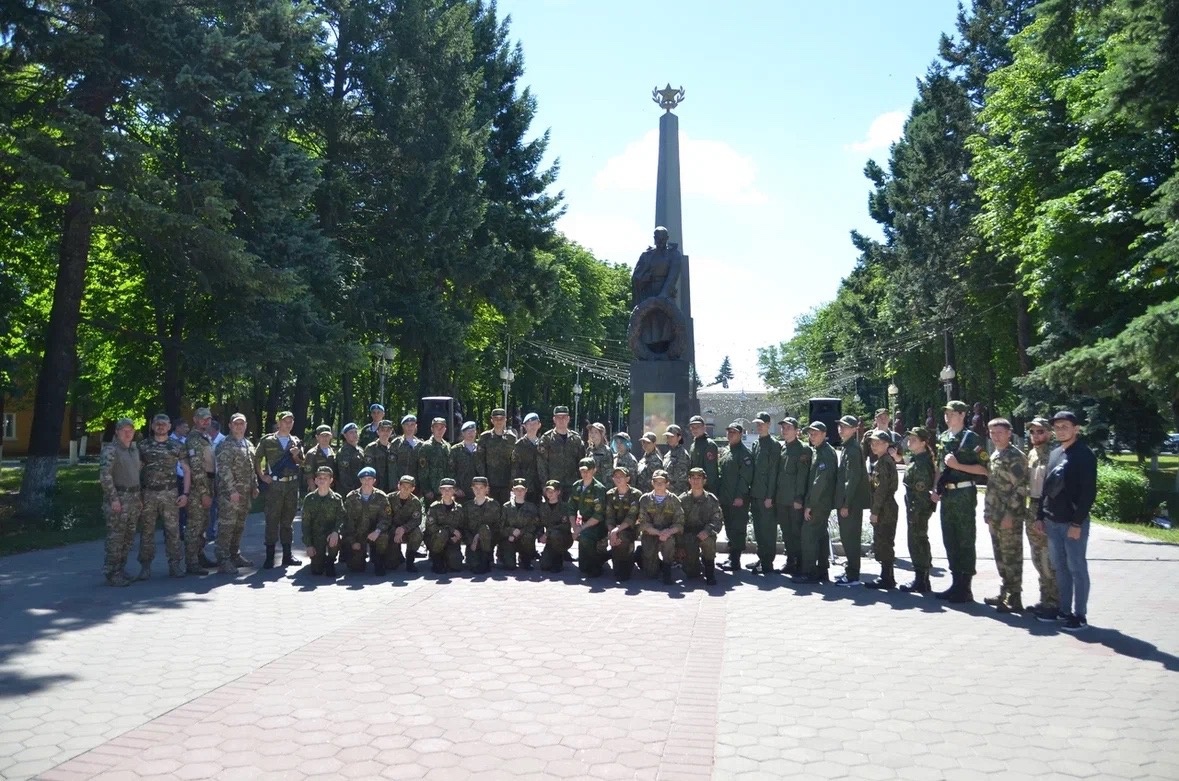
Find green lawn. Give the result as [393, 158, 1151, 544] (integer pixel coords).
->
[1099, 455, 1178, 544]
[0, 464, 107, 555]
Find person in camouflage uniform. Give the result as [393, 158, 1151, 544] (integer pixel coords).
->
[774, 417, 811, 575]
[358, 403, 386, 448]
[99, 418, 143, 586]
[604, 465, 642, 581]
[795, 422, 837, 584]
[749, 413, 780, 575]
[500, 479, 539, 570]
[418, 418, 452, 504]
[478, 409, 518, 504]
[537, 405, 584, 498]
[639, 470, 685, 584]
[254, 411, 304, 569]
[335, 423, 365, 499]
[933, 400, 987, 603]
[634, 432, 661, 494]
[363, 420, 397, 493]
[138, 413, 191, 579]
[463, 476, 502, 574]
[865, 430, 900, 589]
[569, 458, 608, 577]
[451, 421, 480, 502]
[536, 480, 571, 572]
[662, 424, 691, 495]
[391, 414, 422, 491]
[612, 432, 639, 482]
[512, 413, 543, 504]
[900, 427, 937, 594]
[983, 419, 1028, 613]
[184, 408, 218, 575]
[1025, 417, 1058, 616]
[716, 423, 754, 571]
[301, 466, 343, 577]
[687, 415, 719, 491]
[302, 425, 337, 493]
[585, 422, 613, 479]
[215, 413, 259, 574]
[679, 467, 724, 585]
[383, 475, 424, 573]
[341, 467, 392, 574]
[833, 415, 870, 587]
[424, 478, 464, 574]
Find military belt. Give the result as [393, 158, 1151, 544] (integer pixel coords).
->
[273, 475, 299, 483]
[114, 486, 140, 493]
[945, 481, 975, 491]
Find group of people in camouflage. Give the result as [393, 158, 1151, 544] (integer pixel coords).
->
[98, 399, 1097, 630]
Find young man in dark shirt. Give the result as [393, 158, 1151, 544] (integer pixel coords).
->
[1035, 411, 1098, 631]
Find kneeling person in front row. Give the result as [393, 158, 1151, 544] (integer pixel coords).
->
[605, 466, 642, 581]
[640, 470, 684, 584]
[341, 467, 392, 574]
[501, 478, 539, 570]
[537, 480, 572, 573]
[385, 475, 424, 573]
[570, 458, 607, 577]
[425, 479, 464, 574]
[679, 467, 723, 585]
[464, 477, 502, 574]
[302, 466, 343, 577]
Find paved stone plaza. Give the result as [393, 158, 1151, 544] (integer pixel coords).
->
[2, 483, 1177, 780]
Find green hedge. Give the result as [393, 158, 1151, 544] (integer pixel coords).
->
[1093, 462, 1151, 524]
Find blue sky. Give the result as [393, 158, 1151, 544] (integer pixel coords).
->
[496, 0, 963, 390]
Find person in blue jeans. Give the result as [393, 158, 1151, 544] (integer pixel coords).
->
[1035, 410, 1097, 632]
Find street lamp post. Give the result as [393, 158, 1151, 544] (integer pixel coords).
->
[372, 342, 396, 407]
[939, 364, 956, 402]
[573, 374, 583, 431]
[616, 393, 624, 435]
[887, 381, 899, 414]
[500, 366, 515, 413]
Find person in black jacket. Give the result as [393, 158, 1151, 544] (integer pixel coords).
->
[1035, 411, 1097, 631]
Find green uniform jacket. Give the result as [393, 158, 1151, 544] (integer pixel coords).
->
[357, 423, 382, 449]
[417, 437, 451, 500]
[904, 451, 936, 513]
[139, 437, 186, 492]
[185, 430, 216, 496]
[680, 490, 724, 535]
[450, 442, 480, 498]
[477, 429, 518, 487]
[774, 438, 812, 508]
[869, 453, 899, 517]
[805, 442, 838, 518]
[302, 445, 336, 488]
[614, 451, 639, 480]
[99, 441, 142, 502]
[463, 498, 503, 543]
[634, 452, 662, 493]
[638, 493, 685, 534]
[538, 499, 570, 538]
[390, 436, 421, 486]
[985, 445, 1029, 521]
[336, 443, 365, 496]
[254, 433, 303, 481]
[689, 435, 720, 491]
[389, 492, 424, 532]
[587, 444, 613, 478]
[342, 488, 392, 540]
[569, 479, 607, 541]
[750, 435, 780, 500]
[215, 437, 257, 497]
[604, 486, 643, 532]
[511, 437, 542, 496]
[663, 444, 691, 494]
[363, 440, 396, 493]
[301, 491, 344, 546]
[537, 429, 584, 487]
[938, 428, 984, 488]
[835, 439, 870, 512]
[716, 442, 754, 505]
[425, 500, 464, 546]
[502, 500, 540, 537]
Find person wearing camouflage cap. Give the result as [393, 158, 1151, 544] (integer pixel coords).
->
[748, 412, 781, 575]
[363, 420, 397, 493]
[634, 432, 661, 494]
[98, 418, 144, 586]
[301, 466, 344, 577]
[795, 422, 837, 584]
[184, 407, 218, 574]
[537, 480, 573, 573]
[678, 467, 724, 585]
[215, 413, 259, 574]
[932, 401, 987, 603]
[774, 417, 811, 575]
[336, 423, 365, 498]
[478, 409, 518, 504]
[537, 405, 584, 500]
[382, 476, 424, 573]
[390, 415, 422, 492]
[461, 476, 502, 574]
[302, 424, 337, 494]
[688, 416, 719, 493]
[662, 424, 691, 495]
[417, 418, 452, 503]
[716, 422, 753, 571]
[511, 413, 544, 504]
[424, 478, 464, 574]
[1023, 417, 1058, 616]
[569, 458, 608, 577]
[500, 478, 540, 570]
[604, 465, 643, 581]
[864, 431, 900, 590]
[138, 413, 192, 579]
[638, 470, 685, 584]
[899, 427, 937, 593]
[253, 411, 304, 570]
[982, 419, 1029, 613]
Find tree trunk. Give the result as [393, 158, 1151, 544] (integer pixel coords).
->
[291, 371, 312, 438]
[161, 312, 183, 419]
[1014, 290, 1032, 376]
[944, 330, 959, 400]
[265, 370, 282, 434]
[341, 372, 353, 432]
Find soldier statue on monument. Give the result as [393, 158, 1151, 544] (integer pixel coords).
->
[630, 227, 689, 361]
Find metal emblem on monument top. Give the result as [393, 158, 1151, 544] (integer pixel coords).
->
[652, 84, 686, 112]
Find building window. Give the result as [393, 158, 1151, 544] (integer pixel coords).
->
[2, 413, 14, 441]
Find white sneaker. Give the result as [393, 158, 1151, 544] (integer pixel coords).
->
[834, 574, 861, 587]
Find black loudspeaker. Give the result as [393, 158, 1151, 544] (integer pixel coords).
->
[418, 396, 459, 444]
[808, 397, 843, 446]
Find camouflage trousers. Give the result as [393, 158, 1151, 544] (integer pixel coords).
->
[497, 531, 537, 568]
[1025, 514, 1058, 609]
[905, 495, 934, 572]
[263, 479, 299, 546]
[641, 529, 679, 577]
[380, 526, 424, 570]
[307, 536, 339, 575]
[103, 489, 142, 577]
[940, 488, 977, 576]
[539, 529, 572, 571]
[987, 516, 1023, 595]
[216, 493, 251, 565]
[465, 524, 495, 574]
[608, 527, 636, 578]
[340, 539, 372, 573]
[184, 482, 214, 566]
[679, 531, 717, 577]
[776, 503, 804, 565]
[141, 488, 182, 566]
[721, 504, 748, 557]
[871, 503, 899, 565]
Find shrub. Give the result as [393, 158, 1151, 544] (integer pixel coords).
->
[1093, 462, 1151, 523]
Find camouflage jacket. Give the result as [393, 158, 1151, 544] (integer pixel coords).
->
[679, 490, 724, 535]
[869, 452, 899, 516]
[463, 497, 502, 541]
[388, 492, 424, 532]
[302, 445, 337, 488]
[342, 488, 391, 539]
[417, 438, 451, 500]
[139, 437, 185, 493]
[750, 435, 780, 500]
[336, 443, 365, 497]
[537, 428, 584, 487]
[774, 438, 812, 507]
[904, 451, 936, 512]
[254, 433, 303, 481]
[477, 429, 517, 487]
[604, 486, 643, 532]
[538, 499, 571, 538]
[301, 491, 344, 546]
[363, 440, 396, 493]
[215, 436, 257, 497]
[587, 443, 613, 477]
[390, 436, 421, 486]
[662, 444, 691, 494]
[99, 441, 142, 502]
[613, 451, 639, 481]
[502, 499, 540, 537]
[716, 442, 754, 505]
[638, 492, 685, 535]
[689, 435, 719, 492]
[938, 428, 984, 488]
[511, 437, 542, 495]
[425, 500, 464, 544]
[185, 430, 216, 493]
[985, 445, 1029, 522]
[357, 422, 382, 449]
[450, 442, 480, 499]
[634, 451, 662, 494]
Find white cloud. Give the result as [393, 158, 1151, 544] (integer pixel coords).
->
[846, 110, 906, 153]
[594, 129, 769, 206]
[556, 212, 649, 266]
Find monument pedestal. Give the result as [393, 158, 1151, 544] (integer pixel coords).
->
[629, 360, 693, 437]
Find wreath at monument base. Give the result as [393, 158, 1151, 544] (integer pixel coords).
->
[628, 296, 689, 361]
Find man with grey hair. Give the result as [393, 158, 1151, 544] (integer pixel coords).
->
[98, 419, 143, 586]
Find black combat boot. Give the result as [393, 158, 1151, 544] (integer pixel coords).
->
[934, 573, 958, 599]
[373, 551, 387, 576]
[865, 563, 895, 589]
[198, 551, 217, 569]
[281, 544, 302, 567]
[661, 562, 674, 585]
[263, 544, 277, 569]
[728, 553, 741, 571]
[324, 560, 337, 578]
[704, 560, 717, 585]
[406, 552, 418, 573]
[430, 554, 445, 574]
[948, 574, 974, 604]
[899, 570, 928, 593]
[984, 587, 1007, 607]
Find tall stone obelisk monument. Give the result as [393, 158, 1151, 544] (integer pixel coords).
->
[626, 84, 699, 437]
